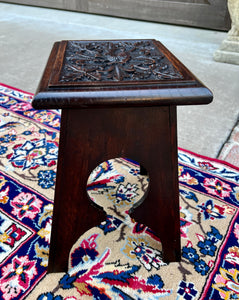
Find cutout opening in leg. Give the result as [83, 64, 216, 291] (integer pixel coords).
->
[86, 158, 149, 217]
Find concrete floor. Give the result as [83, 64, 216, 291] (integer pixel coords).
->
[0, 3, 238, 158]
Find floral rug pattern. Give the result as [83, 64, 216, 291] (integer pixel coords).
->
[0, 83, 239, 300]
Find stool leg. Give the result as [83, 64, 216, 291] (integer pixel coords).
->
[139, 154, 181, 263]
[47, 110, 106, 273]
[130, 105, 181, 262]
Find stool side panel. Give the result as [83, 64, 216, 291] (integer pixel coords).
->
[48, 106, 181, 271]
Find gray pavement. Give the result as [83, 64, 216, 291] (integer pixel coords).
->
[0, 3, 238, 158]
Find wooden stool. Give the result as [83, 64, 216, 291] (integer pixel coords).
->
[33, 39, 212, 273]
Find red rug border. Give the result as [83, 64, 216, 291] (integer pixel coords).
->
[0, 82, 34, 96]
[178, 147, 239, 172]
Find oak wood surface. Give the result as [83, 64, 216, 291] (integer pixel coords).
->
[32, 39, 212, 272]
[48, 106, 181, 272]
[33, 40, 213, 109]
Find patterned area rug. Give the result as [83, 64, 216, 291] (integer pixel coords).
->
[0, 83, 239, 300]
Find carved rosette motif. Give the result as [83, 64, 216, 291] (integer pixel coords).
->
[59, 40, 184, 83]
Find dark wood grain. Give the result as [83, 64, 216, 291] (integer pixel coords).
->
[32, 39, 213, 272]
[33, 40, 212, 109]
[48, 105, 180, 272]
[52, 40, 184, 84]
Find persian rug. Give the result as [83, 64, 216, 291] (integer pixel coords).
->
[0, 83, 239, 300]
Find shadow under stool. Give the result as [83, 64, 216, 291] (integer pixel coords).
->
[32, 39, 213, 273]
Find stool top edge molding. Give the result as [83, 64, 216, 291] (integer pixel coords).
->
[32, 39, 213, 109]
[32, 87, 213, 109]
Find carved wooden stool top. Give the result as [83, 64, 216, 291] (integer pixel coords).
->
[33, 39, 212, 109]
